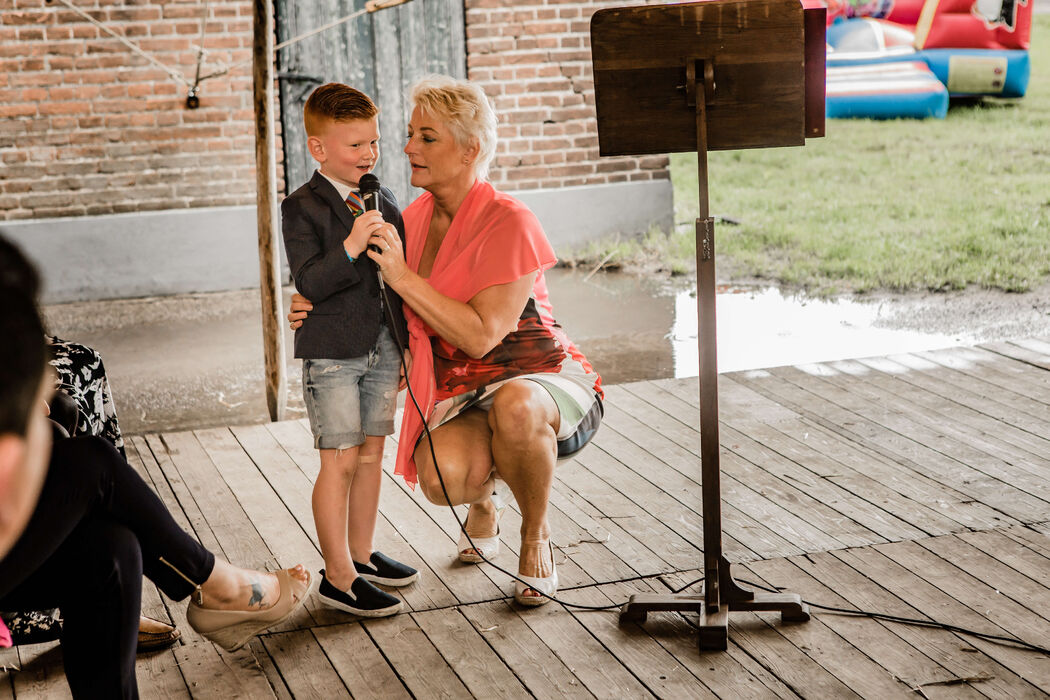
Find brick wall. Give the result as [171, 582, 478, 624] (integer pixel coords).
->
[1, 0, 669, 223]
[465, 0, 670, 192]
[0, 0, 271, 220]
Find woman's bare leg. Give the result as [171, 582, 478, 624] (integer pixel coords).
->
[487, 381, 560, 595]
[414, 409, 501, 553]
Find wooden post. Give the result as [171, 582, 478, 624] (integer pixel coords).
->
[253, 0, 287, 421]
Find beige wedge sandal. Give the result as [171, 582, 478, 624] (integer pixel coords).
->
[186, 568, 314, 652]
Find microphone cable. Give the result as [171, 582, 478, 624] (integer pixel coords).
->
[368, 220, 1050, 646]
[668, 576, 1050, 656]
[377, 269, 620, 611]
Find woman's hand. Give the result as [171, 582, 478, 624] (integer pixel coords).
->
[398, 348, 413, 391]
[366, 224, 409, 285]
[287, 293, 313, 331]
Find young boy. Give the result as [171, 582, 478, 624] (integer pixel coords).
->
[282, 83, 416, 617]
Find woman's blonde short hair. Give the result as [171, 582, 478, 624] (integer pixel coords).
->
[411, 76, 498, 180]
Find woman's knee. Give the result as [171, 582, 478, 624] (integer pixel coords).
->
[415, 450, 480, 505]
[67, 520, 143, 599]
[489, 383, 555, 443]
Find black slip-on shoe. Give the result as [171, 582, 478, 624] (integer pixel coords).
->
[353, 552, 419, 588]
[317, 569, 402, 618]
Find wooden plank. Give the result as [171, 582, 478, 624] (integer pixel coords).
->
[771, 363, 1050, 518]
[917, 534, 1050, 625]
[834, 546, 1049, 694]
[363, 614, 471, 698]
[476, 596, 657, 698]
[999, 525, 1050, 559]
[0, 646, 16, 700]
[787, 550, 1028, 699]
[458, 601, 597, 699]
[659, 375, 979, 538]
[593, 403, 804, 560]
[201, 426, 320, 570]
[588, 424, 778, 561]
[135, 650, 191, 699]
[603, 385, 848, 552]
[124, 435, 196, 696]
[372, 4, 409, 200]
[11, 644, 68, 699]
[246, 638, 293, 700]
[625, 381, 893, 547]
[547, 476, 657, 582]
[175, 642, 276, 699]
[982, 340, 1050, 371]
[142, 434, 224, 555]
[731, 368, 1034, 525]
[494, 490, 607, 591]
[858, 354, 1050, 457]
[413, 608, 531, 699]
[372, 466, 506, 603]
[261, 629, 348, 698]
[913, 346, 1050, 412]
[131, 434, 206, 646]
[873, 540, 1050, 655]
[814, 359, 1050, 497]
[561, 446, 701, 573]
[384, 431, 599, 595]
[613, 574, 804, 698]
[177, 428, 321, 629]
[312, 622, 411, 700]
[747, 557, 985, 698]
[733, 561, 918, 699]
[557, 584, 719, 699]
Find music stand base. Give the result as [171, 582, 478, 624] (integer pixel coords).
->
[619, 566, 810, 652]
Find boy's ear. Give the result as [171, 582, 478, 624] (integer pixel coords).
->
[0, 434, 25, 494]
[307, 135, 325, 163]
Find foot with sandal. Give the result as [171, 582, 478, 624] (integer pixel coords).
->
[186, 561, 314, 652]
[457, 481, 558, 606]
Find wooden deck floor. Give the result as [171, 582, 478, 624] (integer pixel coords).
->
[4, 340, 1050, 698]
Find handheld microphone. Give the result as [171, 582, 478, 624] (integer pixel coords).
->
[358, 173, 383, 254]
[358, 173, 387, 290]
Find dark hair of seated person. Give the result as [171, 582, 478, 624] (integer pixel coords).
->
[0, 236, 46, 437]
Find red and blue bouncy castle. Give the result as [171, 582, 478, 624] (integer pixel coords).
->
[816, 0, 1032, 118]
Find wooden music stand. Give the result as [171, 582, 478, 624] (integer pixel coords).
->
[591, 0, 826, 651]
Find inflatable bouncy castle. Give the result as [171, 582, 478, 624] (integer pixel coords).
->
[817, 0, 1033, 119]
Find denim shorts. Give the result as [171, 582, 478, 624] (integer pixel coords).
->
[302, 326, 401, 450]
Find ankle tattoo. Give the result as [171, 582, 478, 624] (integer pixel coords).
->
[248, 581, 265, 608]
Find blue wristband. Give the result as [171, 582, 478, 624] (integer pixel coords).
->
[345, 249, 356, 263]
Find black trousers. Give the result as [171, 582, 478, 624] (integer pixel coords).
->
[0, 437, 215, 699]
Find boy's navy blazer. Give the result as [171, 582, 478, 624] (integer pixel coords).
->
[281, 170, 408, 359]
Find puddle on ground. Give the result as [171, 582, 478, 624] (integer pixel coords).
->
[50, 270, 981, 433]
[546, 269, 972, 384]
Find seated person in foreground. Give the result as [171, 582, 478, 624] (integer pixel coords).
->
[0, 235, 313, 699]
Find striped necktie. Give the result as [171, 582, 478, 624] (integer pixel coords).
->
[346, 190, 364, 216]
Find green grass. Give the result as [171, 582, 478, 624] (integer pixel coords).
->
[569, 16, 1050, 295]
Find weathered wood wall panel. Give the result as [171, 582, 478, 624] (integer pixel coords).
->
[275, 0, 467, 205]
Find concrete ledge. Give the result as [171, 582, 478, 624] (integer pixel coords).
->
[512, 178, 673, 250]
[3, 206, 269, 304]
[3, 179, 672, 302]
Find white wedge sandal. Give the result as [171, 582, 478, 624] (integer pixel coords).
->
[458, 479, 512, 564]
[514, 540, 558, 607]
